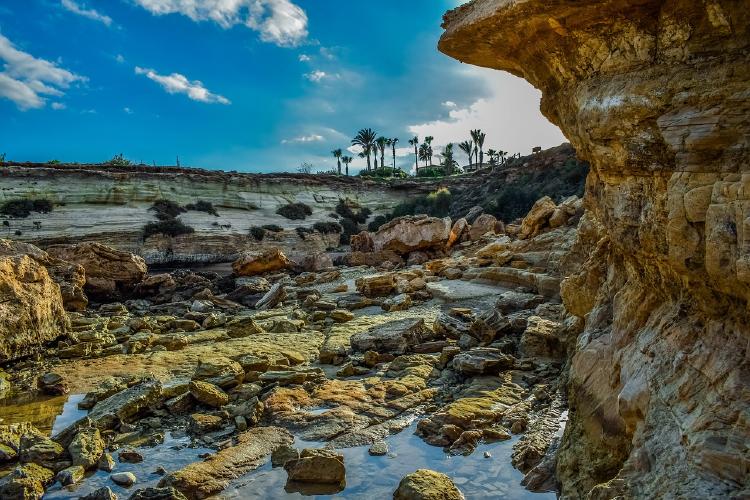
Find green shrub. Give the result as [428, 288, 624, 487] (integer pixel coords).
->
[416, 167, 444, 178]
[0, 199, 54, 218]
[313, 221, 342, 234]
[277, 202, 312, 220]
[150, 199, 186, 221]
[368, 215, 388, 232]
[359, 167, 408, 179]
[296, 227, 314, 239]
[262, 224, 284, 233]
[108, 153, 132, 166]
[249, 226, 265, 241]
[335, 200, 370, 224]
[143, 219, 195, 240]
[185, 200, 219, 216]
[339, 218, 359, 245]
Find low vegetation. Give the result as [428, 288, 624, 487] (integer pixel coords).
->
[277, 202, 312, 220]
[249, 226, 266, 241]
[150, 199, 186, 220]
[262, 224, 284, 233]
[143, 219, 195, 240]
[313, 221, 343, 234]
[335, 199, 372, 244]
[296, 227, 314, 240]
[0, 199, 54, 218]
[366, 188, 452, 232]
[185, 200, 219, 216]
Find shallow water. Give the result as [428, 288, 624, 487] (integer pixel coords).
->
[222, 421, 556, 500]
[0, 392, 83, 435]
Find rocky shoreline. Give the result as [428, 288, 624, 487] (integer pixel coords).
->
[0, 193, 581, 499]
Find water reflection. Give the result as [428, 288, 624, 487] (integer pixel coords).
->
[222, 422, 555, 500]
[0, 392, 81, 435]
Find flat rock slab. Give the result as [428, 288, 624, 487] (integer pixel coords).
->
[350, 318, 430, 355]
[159, 426, 293, 499]
[426, 280, 508, 302]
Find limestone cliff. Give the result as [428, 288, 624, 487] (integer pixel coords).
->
[0, 166, 413, 264]
[441, 1, 748, 498]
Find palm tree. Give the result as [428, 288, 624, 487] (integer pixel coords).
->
[424, 136, 434, 165]
[470, 129, 486, 167]
[342, 155, 352, 176]
[408, 136, 419, 172]
[499, 150, 507, 165]
[418, 143, 430, 167]
[486, 148, 497, 166]
[458, 140, 473, 169]
[391, 137, 399, 169]
[352, 128, 377, 171]
[376, 137, 388, 171]
[331, 148, 343, 175]
[441, 143, 457, 176]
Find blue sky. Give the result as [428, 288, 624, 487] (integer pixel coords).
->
[0, 0, 565, 173]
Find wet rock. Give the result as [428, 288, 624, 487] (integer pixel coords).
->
[0, 423, 43, 462]
[393, 469, 464, 500]
[164, 393, 195, 416]
[350, 318, 431, 355]
[69, 426, 105, 469]
[188, 414, 224, 435]
[81, 486, 118, 500]
[83, 379, 163, 432]
[56, 464, 85, 486]
[368, 441, 388, 456]
[98, 452, 116, 472]
[189, 381, 229, 408]
[0, 463, 55, 499]
[271, 444, 299, 468]
[159, 427, 293, 499]
[119, 449, 144, 463]
[232, 248, 292, 277]
[128, 486, 188, 500]
[284, 448, 346, 485]
[38, 372, 69, 396]
[448, 430, 483, 456]
[451, 348, 515, 376]
[18, 433, 64, 468]
[111, 471, 137, 487]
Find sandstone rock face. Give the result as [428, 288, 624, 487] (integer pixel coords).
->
[371, 215, 451, 254]
[441, 2, 749, 498]
[232, 248, 292, 277]
[46, 242, 147, 298]
[0, 247, 68, 362]
[518, 197, 557, 240]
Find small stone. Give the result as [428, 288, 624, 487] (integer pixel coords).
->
[98, 452, 116, 472]
[56, 465, 85, 485]
[38, 372, 69, 395]
[118, 449, 144, 463]
[80, 486, 118, 500]
[234, 416, 247, 432]
[484, 451, 492, 458]
[368, 441, 389, 456]
[111, 471, 137, 487]
[154, 466, 167, 476]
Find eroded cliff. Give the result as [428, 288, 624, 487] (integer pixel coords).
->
[441, 1, 748, 498]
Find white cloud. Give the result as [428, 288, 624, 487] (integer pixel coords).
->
[124, 106, 133, 114]
[282, 133, 324, 144]
[304, 69, 342, 84]
[442, 100, 457, 108]
[133, 0, 308, 47]
[135, 66, 230, 104]
[0, 33, 85, 110]
[51, 102, 66, 110]
[61, 0, 113, 26]
[408, 68, 566, 160]
[115, 54, 125, 63]
[298, 54, 310, 62]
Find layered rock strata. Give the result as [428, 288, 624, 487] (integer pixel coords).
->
[441, 1, 749, 498]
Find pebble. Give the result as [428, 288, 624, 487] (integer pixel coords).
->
[110, 471, 137, 487]
[368, 440, 389, 456]
[484, 451, 492, 458]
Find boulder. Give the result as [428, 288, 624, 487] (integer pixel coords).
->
[159, 427, 293, 499]
[0, 248, 68, 362]
[46, 242, 147, 298]
[371, 215, 452, 255]
[463, 205, 484, 224]
[451, 348, 516, 375]
[284, 448, 345, 485]
[81, 486, 118, 500]
[189, 381, 229, 408]
[18, 433, 64, 468]
[254, 283, 287, 310]
[232, 248, 292, 276]
[468, 213, 500, 240]
[520, 316, 564, 359]
[355, 274, 396, 297]
[129, 486, 189, 500]
[297, 252, 334, 272]
[0, 463, 55, 499]
[68, 426, 104, 469]
[351, 318, 431, 355]
[446, 218, 469, 249]
[38, 372, 69, 396]
[0, 423, 43, 462]
[111, 471, 137, 487]
[193, 357, 244, 388]
[393, 469, 464, 500]
[350, 231, 374, 252]
[518, 197, 557, 240]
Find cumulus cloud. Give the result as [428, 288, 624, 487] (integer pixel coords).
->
[298, 54, 310, 62]
[135, 66, 230, 104]
[281, 133, 324, 144]
[0, 33, 85, 110]
[115, 54, 125, 63]
[442, 100, 457, 108]
[51, 102, 66, 110]
[133, 0, 308, 47]
[304, 70, 341, 83]
[61, 0, 113, 26]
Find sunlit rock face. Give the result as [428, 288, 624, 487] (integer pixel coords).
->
[441, 1, 748, 498]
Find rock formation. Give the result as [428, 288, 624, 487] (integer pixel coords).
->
[441, 1, 749, 498]
[0, 240, 68, 361]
